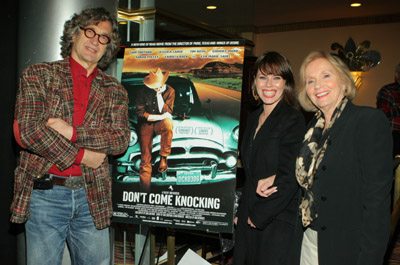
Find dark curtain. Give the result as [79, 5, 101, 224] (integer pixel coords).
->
[1, 0, 18, 263]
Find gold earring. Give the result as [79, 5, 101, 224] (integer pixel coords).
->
[252, 88, 259, 101]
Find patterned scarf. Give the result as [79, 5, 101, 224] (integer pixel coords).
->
[296, 97, 348, 227]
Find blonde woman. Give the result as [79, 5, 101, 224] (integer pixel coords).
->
[291, 51, 392, 265]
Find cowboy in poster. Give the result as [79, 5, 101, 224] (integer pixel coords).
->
[136, 68, 175, 191]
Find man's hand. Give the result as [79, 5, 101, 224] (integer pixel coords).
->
[46, 118, 73, 140]
[256, 175, 278, 197]
[81, 149, 106, 169]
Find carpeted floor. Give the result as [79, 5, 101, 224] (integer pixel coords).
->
[114, 241, 135, 265]
[387, 241, 400, 265]
[114, 223, 399, 265]
[386, 224, 400, 265]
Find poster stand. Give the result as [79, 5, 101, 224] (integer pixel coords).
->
[137, 225, 151, 265]
[166, 228, 175, 265]
[112, 39, 244, 265]
[115, 224, 231, 264]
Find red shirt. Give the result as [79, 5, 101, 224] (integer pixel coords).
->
[47, 57, 98, 176]
[14, 57, 98, 177]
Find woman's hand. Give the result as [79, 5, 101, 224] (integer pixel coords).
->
[234, 217, 238, 225]
[256, 175, 278, 197]
[248, 217, 256, 228]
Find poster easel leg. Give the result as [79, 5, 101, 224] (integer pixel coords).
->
[167, 228, 175, 265]
[123, 228, 127, 265]
[150, 228, 155, 265]
[136, 225, 151, 265]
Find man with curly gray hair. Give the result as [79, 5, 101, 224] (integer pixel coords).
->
[11, 7, 130, 265]
[60, 7, 121, 70]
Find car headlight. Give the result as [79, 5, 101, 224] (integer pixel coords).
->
[129, 130, 138, 146]
[232, 125, 239, 142]
[225, 154, 238, 168]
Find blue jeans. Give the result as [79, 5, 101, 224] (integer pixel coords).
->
[26, 184, 110, 265]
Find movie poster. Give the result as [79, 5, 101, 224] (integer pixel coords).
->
[112, 40, 245, 233]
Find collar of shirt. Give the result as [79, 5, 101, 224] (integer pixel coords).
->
[159, 84, 167, 93]
[69, 56, 98, 79]
[150, 84, 167, 94]
[69, 56, 97, 127]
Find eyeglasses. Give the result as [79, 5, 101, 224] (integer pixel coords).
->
[79, 26, 111, 45]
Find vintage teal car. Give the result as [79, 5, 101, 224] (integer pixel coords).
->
[114, 73, 239, 185]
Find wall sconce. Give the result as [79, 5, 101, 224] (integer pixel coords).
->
[350, 71, 363, 90]
[331, 37, 380, 89]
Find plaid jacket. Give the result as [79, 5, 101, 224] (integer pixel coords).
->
[376, 82, 400, 132]
[10, 59, 130, 229]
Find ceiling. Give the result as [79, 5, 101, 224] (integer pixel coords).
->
[155, 0, 400, 29]
[117, 0, 400, 48]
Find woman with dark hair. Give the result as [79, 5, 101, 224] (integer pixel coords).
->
[233, 51, 306, 265]
[291, 51, 392, 265]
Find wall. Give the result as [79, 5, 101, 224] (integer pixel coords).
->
[254, 22, 400, 107]
[1, 0, 18, 263]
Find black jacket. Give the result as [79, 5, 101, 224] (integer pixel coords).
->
[290, 101, 393, 265]
[136, 84, 175, 121]
[234, 101, 306, 265]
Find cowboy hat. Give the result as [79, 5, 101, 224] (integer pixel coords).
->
[143, 68, 169, 89]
